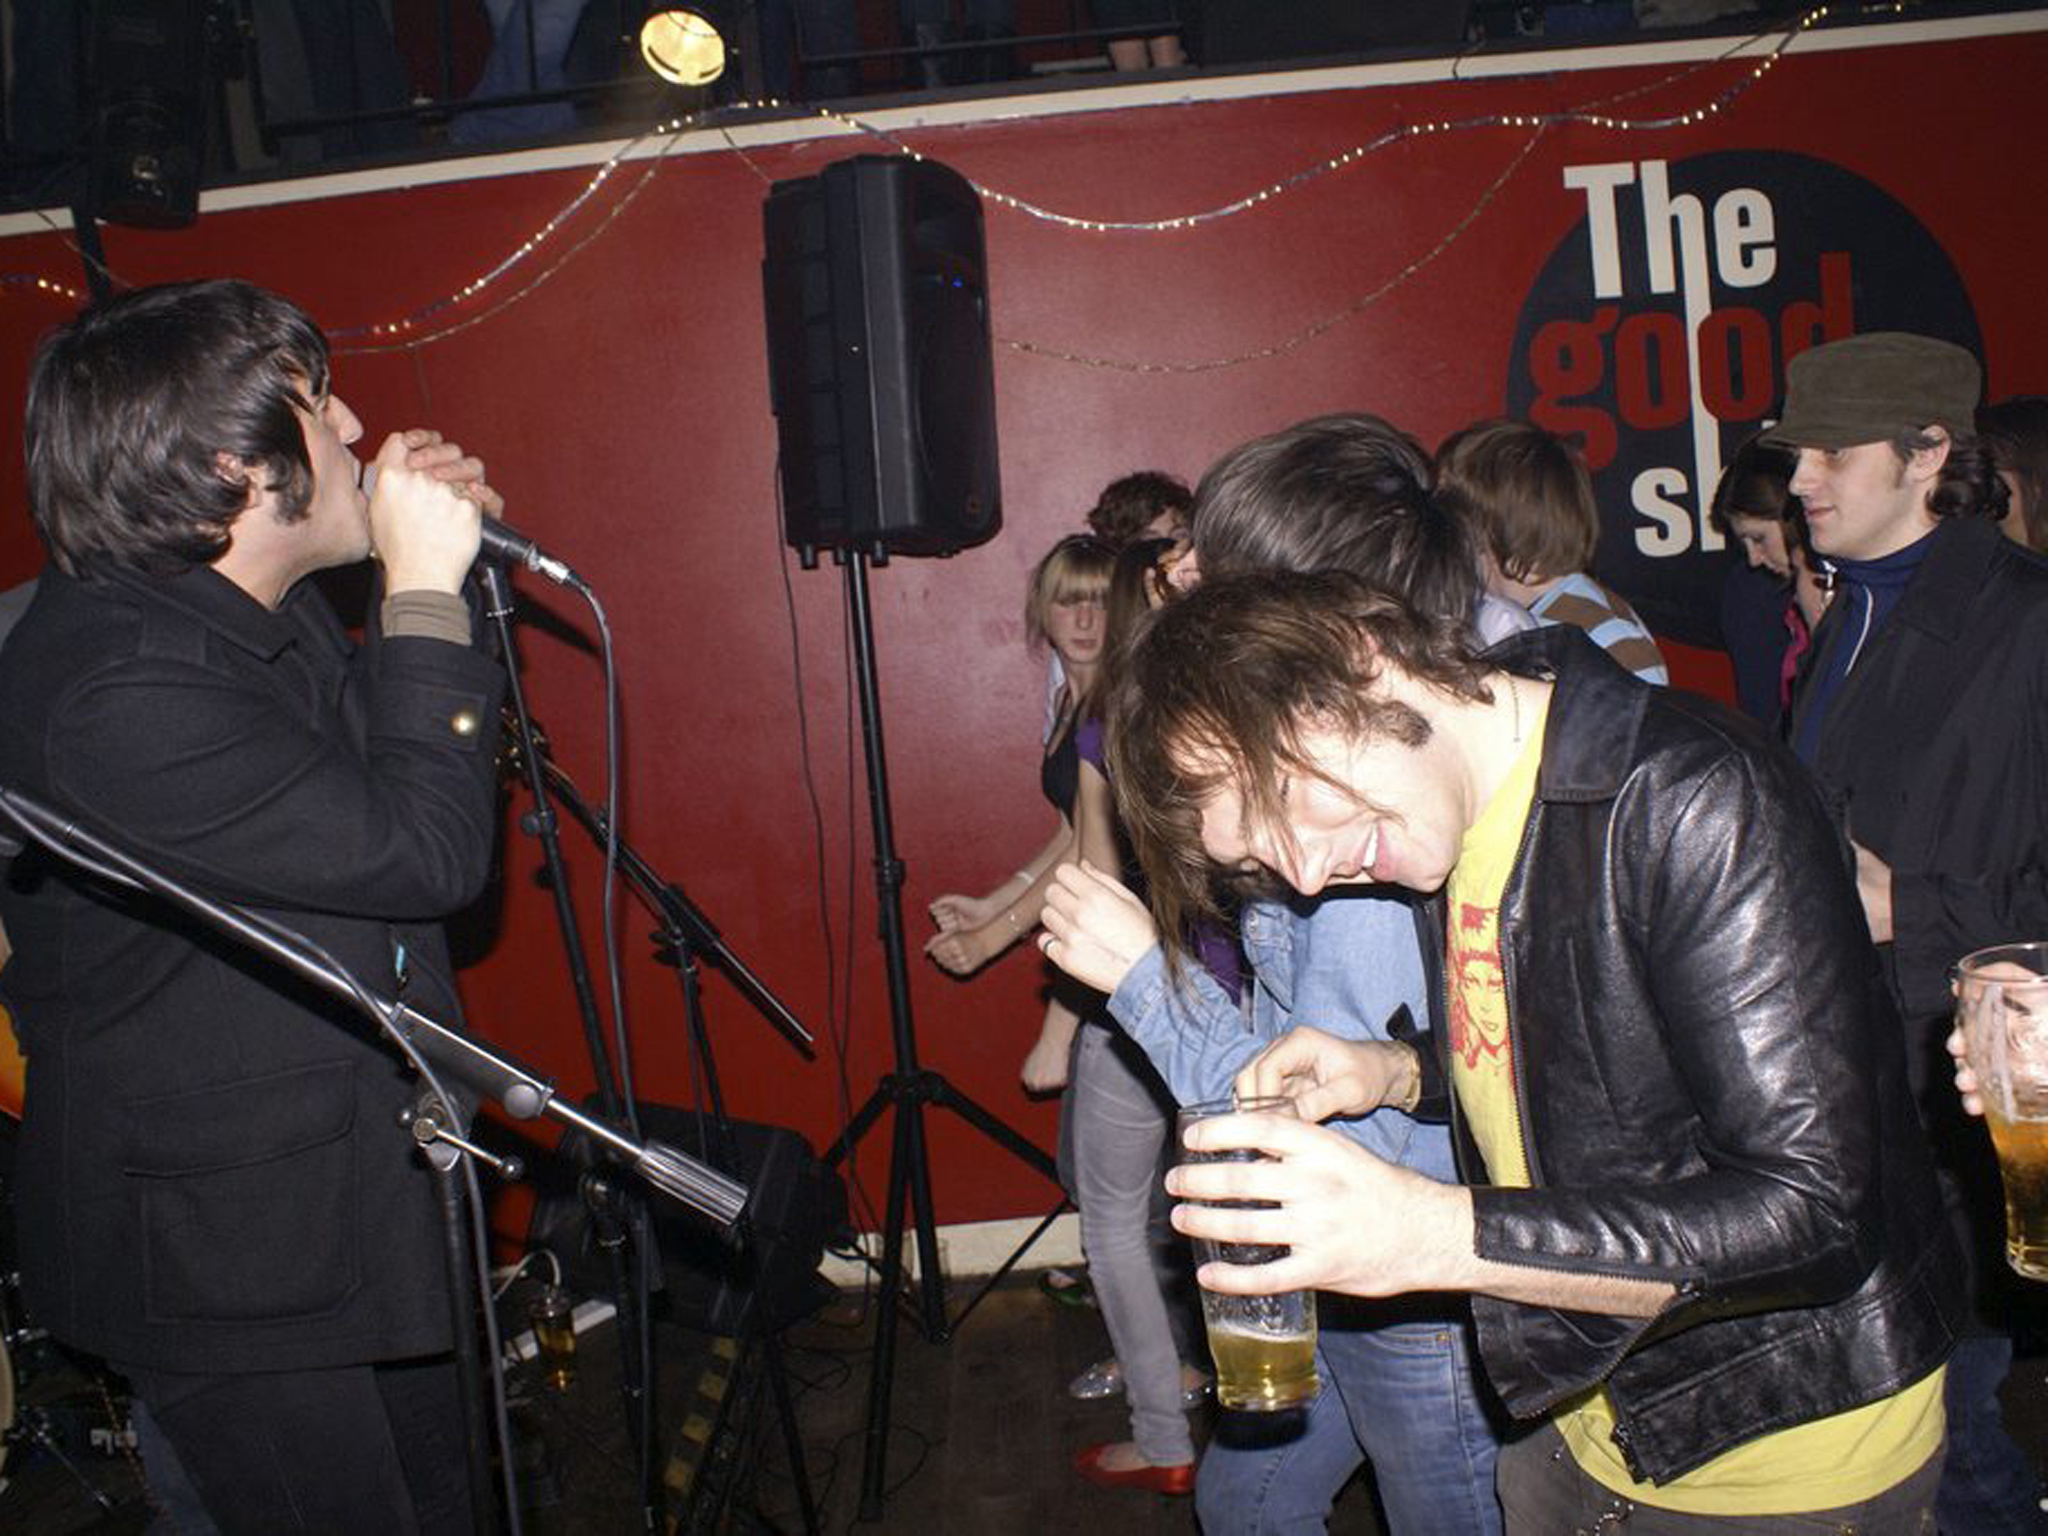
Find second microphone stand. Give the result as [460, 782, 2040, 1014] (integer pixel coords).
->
[479, 563, 663, 1527]
[536, 749, 822, 1534]
[0, 782, 752, 1536]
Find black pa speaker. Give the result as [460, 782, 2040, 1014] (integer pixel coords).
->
[762, 154, 1001, 561]
[528, 1107, 847, 1337]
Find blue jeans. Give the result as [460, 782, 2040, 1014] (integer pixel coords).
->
[759, 1, 861, 99]
[1197, 1309, 1504, 1535]
[1938, 1334, 2048, 1534]
[899, 1, 1015, 24]
[132, 1397, 222, 1536]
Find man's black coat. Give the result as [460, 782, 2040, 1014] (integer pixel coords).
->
[1789, 513, 2048, 1030]
[0, 561, 504, 1374]
[1788, 511, 2048, 1319]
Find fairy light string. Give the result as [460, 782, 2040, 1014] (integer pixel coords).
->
[833, 6, 1823, 234]
[333, 134, 678, 354]
[1004, 123, 1549, 375]
[330, 150, 643, 344]
[0, 273, 84, 305]
[0, 3, 1861, 368]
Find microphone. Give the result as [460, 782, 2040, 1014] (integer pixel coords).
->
[475, 518, 580, 588]
[359, 465, 582, 588]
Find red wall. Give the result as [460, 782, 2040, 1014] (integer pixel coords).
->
[1, 17, 2041, 1229]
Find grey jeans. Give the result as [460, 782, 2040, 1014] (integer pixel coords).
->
[1067, 1019, 1198, 1465]
[1498, 1420, 1942, 1535]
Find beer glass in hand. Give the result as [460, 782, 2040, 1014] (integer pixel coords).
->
[1955, 942, 2048, 1280]
[1175, 1096, 1320, 1411]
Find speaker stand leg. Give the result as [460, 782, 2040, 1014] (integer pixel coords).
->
[820, 548, 1065, 1520]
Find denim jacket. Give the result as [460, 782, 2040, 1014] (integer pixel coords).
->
[1108, 888, 1454, 1180]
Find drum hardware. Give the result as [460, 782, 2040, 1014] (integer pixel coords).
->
[2, 1403, 117, 1510]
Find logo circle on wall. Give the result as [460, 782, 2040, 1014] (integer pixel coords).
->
[1505, 149, 1980, 648]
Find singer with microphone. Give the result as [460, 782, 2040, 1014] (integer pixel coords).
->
[364, 461, 582, 589]
[0, 279, 506, 1533]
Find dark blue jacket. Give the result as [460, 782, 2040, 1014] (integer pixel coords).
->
[1786, 511, 2048, 1324]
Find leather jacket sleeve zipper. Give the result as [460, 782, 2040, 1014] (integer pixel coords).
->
[1500, 804, 1544, 1187]
[1469, 798, 1695, 1428]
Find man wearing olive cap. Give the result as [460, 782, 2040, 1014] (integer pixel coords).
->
[1769, 331, 2048, 1535]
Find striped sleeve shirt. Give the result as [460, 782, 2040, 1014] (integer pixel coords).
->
[1528, 572, 1669, 685]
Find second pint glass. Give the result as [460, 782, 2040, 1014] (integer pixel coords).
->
[1956, 942, 2048, 1281]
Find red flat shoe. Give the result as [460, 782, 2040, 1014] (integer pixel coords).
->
[1072, 1443, 1196, 1496]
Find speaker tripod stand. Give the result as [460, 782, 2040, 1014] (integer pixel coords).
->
[818, 547, 1066, 1520]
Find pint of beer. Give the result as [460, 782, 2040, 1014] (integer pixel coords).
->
[1176, 1096, 1320, 1411]
[1956, 943, 2048, 1281]
[528, 1284, 579, 1391]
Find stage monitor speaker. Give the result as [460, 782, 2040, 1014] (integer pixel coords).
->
[527, 1107, 848, 1337]
[762, 154, 1001, 561]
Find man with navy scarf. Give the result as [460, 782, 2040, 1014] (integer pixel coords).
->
[1773, 331, 2048, 1536]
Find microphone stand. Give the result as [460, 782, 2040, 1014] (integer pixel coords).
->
[0, 783, 751, 1534]
[426, 1117, 501, 1527]
[476, 564, 627, 1120]
[0, 783, 750, 1220]
[524, 748, 815, 1061]
[523, 740, 822, 1533]
[476, 561, 664, 1527]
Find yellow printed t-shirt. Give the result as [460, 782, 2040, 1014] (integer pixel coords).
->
[1443, 693, 1544, 1190]
[1443, 691, 1943, 1516]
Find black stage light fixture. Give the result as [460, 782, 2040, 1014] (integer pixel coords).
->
[86, 0, 211, 229]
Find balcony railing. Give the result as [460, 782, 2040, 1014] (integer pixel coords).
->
[0, 0, 2014, 223]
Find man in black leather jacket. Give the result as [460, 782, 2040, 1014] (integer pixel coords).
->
[1045, 570, 1963, 1532]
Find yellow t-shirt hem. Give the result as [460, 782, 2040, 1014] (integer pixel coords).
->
[1556, 1366, 1947, 1516]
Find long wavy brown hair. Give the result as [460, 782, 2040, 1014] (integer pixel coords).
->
[1105, 570, 1493, 971]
